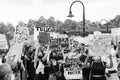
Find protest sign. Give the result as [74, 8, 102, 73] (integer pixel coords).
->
[89, 34, 112, 56]
[34, 26, 39, 41]
[6, 42, 24, 67]
[111, 28, 120, 44]
[49, 37, 69, 50]
[111, 28, 120, 36]
[0, 34, 8, 49]
[59, 38, 69, 50]
[64, 58, 82, 79]
[14, 26, 29, 43]
[49, 37, 60, 50]
[37, 32, 50, 46]
[69, 36, 89, 50]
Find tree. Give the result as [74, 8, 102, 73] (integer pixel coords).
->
[36, 16, 47, 28]
[27, 19, 36, 35]
[56, 20, 63, 33]
[17, 20, 26, 27]
[46, 16, 56, 28]
[63, 19, 78, 31]
[6, 23, 15, 37]
[0, 22, 15, 48]
[0, 22, 7, 34]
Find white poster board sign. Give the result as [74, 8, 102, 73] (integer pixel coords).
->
[0, 34, 8, 49]
[6, 42, 24, 66]
[14, 26, 29, 43]
[111, 28, 120, 44]
[64, 58, 82, 79]
[89, 34, 112, 56]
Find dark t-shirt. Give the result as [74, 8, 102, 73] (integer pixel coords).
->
[80, 55, 93, 77]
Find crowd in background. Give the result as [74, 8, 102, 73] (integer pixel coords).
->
[0, 40, 120, 80]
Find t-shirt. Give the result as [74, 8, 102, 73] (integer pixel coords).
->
[107, 48, 118, 71]
[36, 60, 45, 74]
[49, 62, 59, 74]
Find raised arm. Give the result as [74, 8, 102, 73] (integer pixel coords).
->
[62, 48, 66, 61]
[83, 54, 91, 68]
[115, 45, 119, 54]
[42, 45, 51, 61]
[106, 54, 113, 69]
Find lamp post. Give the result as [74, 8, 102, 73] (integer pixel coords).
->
[100, 19, 109, 33]
[67, 0, 85, 37]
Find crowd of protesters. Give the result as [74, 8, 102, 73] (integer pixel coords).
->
[0, 40, 120, 80]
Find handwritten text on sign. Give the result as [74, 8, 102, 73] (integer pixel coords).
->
[64, 58, 82, 79]
[89, 35, 112, 56]
[50, 37, 69, 50]
[14, 26, 29, 43]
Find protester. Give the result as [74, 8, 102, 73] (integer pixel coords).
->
[106, 44, 120, 80]
[26, 46, 36, 80]
[34, 45, 51, 80]
[21, 44, 33, 80]
[79, 48, 93, 80]
[84, 54, 113, 80]
[48, 50, 65, 80]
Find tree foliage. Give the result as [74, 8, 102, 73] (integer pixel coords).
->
[1, 14, 120, 45]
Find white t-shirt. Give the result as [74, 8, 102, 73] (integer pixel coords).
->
[36, 60, 45, 74]
[107, 48, 118, 71]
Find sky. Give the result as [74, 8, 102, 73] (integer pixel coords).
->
[0, 0, 120, 26]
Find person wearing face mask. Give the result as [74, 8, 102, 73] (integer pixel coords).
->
[48, 50, 65, 80]
[79, 48, 93, 80]
[106, 44, 120, 80]
[70, 43, 90, 80]
[34, 45, 51, 80]
[84, 54, 113, 80]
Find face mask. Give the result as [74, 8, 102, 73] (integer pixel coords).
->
[38, 55, 43, 59]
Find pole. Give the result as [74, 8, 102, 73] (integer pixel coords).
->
[69, 1, 85, 37]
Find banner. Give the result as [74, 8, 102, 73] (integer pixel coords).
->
[49, 37, 60, 50]
[111, 28, 120, 44]
[14, 26, 29, 43]
[0, 34, 8, 49]
[89, 34, 112, 56]
[49, 37, 69, 50]
[64, 58, 82, 79]
[59, 38, 69, 50]
[6, 42, 24, 67]
[37, 32, 50, 46]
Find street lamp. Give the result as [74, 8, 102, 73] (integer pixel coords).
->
[100, 19, 109, 33]
[67, 0, 85, 37]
